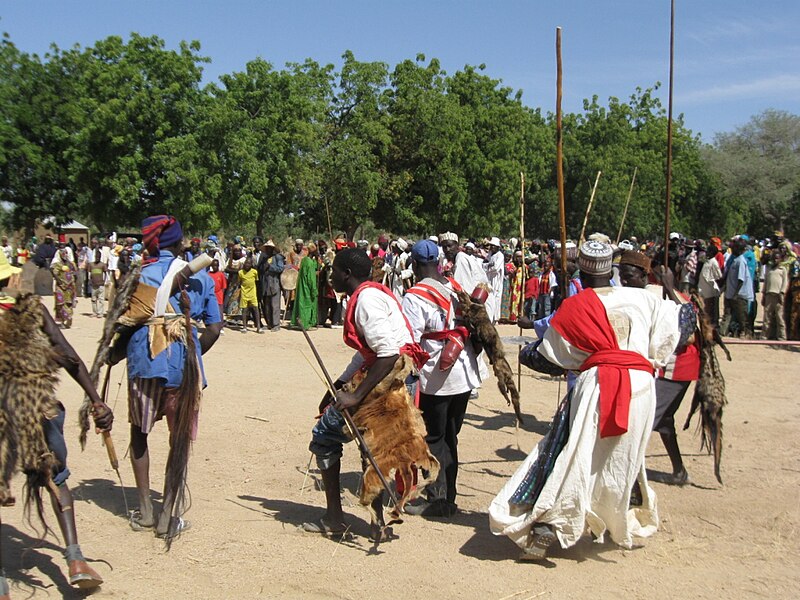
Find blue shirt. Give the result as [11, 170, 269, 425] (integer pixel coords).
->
[127, 250, 221, 387]
[724, 254, 754, 301]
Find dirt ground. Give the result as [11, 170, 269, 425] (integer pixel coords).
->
[2, 304, 799, 599]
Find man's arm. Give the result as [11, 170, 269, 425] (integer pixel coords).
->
[334, 355, 398, 411]
[40, 306, 113, 430]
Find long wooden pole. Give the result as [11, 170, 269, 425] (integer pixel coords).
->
[663, 0, 675, 268]
[556, 27, 568, 301]
[517, 171, 525, 392]
[616, 167, 638, 244]
[578, 170, 602, 245]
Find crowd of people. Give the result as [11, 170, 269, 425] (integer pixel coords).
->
[1, 217, 799, 595]
[3, 228, 798, 341]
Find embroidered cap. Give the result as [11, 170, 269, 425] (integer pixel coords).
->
[578, 240, 613, 275]
[439, 232, 458, 243]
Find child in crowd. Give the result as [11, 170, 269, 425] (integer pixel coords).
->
[238, 257, 262, 333]
[208, 259, 228, 323]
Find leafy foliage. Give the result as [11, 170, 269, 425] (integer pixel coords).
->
[0, 30, 795, 242]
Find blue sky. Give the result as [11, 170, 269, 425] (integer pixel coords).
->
[2, 1, 797, 141]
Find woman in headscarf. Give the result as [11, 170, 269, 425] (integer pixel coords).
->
[292, 242, 319, 330]
[51, 247, 78, 328]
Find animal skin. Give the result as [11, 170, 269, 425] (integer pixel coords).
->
[346, 355, 440, 524]
[454, 288, 523, 424]
[683, 293, 730, 484]
[0, 294, 60, 514]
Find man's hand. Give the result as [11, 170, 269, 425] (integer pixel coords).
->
[333, 389, 361, 412]
[92, 402, 114, 432]
[517, 316, 534, 330]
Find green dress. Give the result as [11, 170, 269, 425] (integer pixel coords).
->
[291, 256, 319, 329]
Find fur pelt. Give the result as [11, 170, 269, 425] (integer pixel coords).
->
[79, 263, 142, 447]
[454, 288, 523, 424]
[346, 355, 440, 523]
[0, 293, 60, 525]
[683, 293, 731, 484]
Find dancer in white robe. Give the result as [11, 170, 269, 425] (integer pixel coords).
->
[489, 240, 692, 559]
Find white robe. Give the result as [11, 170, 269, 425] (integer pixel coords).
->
[489, 286, 681, 550]
[484, 250, 505, 324]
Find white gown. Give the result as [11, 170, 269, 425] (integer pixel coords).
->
[489, 286, 682, 550]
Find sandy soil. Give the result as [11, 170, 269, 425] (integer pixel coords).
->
[2, 305, 799, 599]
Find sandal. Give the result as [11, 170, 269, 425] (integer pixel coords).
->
[520, 524, 556, 561]
[301, 518, 349, 537]
[156, 517, 191, 539]
[129, 509, 155, 532]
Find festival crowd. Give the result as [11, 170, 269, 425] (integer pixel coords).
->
[0, 219, 799, 596]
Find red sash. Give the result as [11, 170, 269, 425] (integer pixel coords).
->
[343, 281, 429, 370]
[550, 288, 654, 438]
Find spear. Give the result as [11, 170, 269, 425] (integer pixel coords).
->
[663, 0, 676, 267]
[616, 167, 638, 245]
[517, 171, 525, 392]
[556, 27, 569, 301]
[578, 170, 602, 245]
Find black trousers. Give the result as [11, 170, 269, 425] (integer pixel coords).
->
[418, 390, 471, 504]
[263, 292, 282, 329]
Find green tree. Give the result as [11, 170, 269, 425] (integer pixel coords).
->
[69, 34, 211, 230]
[381, 55, 471, 236]
[312, 51, 390, 240]
[0, 35, 83, 233]
[208, 58, 331, 237]
[705, 109, 800, 237]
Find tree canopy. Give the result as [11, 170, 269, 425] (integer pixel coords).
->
[0, 31, 794, 241]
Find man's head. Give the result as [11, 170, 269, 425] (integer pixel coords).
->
[410, 239, 440, 279]
[618, 250, 651, 289]
[1, 236, 7, 245]
[190, 237, 201, 252]
[377, 234, 389, 251]
[487, 237, 501, 254]
[731, 238, 746, 256]
[142, 215, 184, 256]
[294, 238, 304, 253]
[264, 239, 276, 255]
[317, 239, 328, 254]
[211, 259, 220, 272]
[439, 232, 459, 262]
[332, 247, 372, 294]
[578, 240, 613, 288]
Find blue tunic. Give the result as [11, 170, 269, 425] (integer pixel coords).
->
[126, 250, 221, 388]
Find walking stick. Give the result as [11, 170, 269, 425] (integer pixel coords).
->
[555, 27, 569, 302]
[99, 364, 130, 516]
[299, 325, 400, 509]
[616, 167, 638, 244]
[578, 170, 602, 245]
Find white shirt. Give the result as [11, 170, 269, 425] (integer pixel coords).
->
[452, 251, 489, 296]
[698, 258, 722, 298]
[402, 278, 482, 395]
[339, 286, 413, 382]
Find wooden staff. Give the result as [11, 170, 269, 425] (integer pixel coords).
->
[517, 171, 525, 391]
[578, 170, 602, 245]
[616, 167, 638, 244]
[556, 27, 568, 300]
[323, 195, 334, 244]
[663, 0, 676, 267]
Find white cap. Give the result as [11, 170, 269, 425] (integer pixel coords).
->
[488, 236, 501, 247]
[439, 232, 458, 242]
[396, 237, 408, 251]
